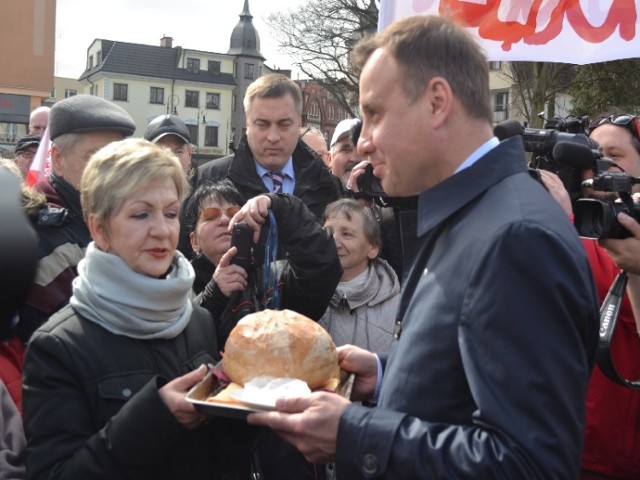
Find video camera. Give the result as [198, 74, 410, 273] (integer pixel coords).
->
[494, 115, 597, 202]
[557, 142, 640, 239]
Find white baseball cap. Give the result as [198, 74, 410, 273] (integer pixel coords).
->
[330, 118, 360, 148]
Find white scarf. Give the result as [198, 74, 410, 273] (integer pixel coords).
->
[71, 243, 195, 340]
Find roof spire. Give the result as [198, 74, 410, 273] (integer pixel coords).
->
[241, 0, 251, 17]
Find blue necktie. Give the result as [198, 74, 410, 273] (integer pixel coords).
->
[270, 171, 284, 193]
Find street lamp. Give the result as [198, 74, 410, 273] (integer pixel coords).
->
[199, 107, 208, 124]
[169, 94, 179, 116]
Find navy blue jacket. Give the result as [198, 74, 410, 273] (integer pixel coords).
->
[335, 137, 599, 479]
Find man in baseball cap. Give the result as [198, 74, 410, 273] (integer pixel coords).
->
[13, 135, 41, 179]
[18, 95, 136, 344]
[329, 118, 361, 188]
[144, 114, 193, 175]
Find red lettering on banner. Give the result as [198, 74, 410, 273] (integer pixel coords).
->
[408, 0, 638, 51]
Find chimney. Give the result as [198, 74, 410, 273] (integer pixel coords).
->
[160, 36, 173, 48]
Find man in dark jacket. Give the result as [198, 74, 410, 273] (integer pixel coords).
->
[248, 15, 600, 479]
[189, 74, 340, 228]
[18, 95, 136, 343]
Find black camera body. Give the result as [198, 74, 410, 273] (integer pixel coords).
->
[574, 170, 640, 239]
[230, 222, 253, 270]
[356, 163, 385, 198]
[495, 116, 595, 202]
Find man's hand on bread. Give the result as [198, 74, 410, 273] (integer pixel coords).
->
[247, 391, 349, 463]
[229, 194, 272, 243]
[337, 345, 378, 402]
[246, 344, 379, 463]
[159, 365, 209, 429]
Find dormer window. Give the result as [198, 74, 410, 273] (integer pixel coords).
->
[187, 58, 200, 73]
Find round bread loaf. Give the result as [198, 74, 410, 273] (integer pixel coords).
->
[222, 309, 339, 389]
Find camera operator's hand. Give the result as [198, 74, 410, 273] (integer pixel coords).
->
[346, 160, 371, 192]
[599, 212, 640, 275]
[213, 247, 248, 297]
[229, 194, 272, 243]
[538, 170, 573, 217]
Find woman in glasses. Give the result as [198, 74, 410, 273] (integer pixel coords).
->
[184, 179, 341, 480]
[184, 179, 342, 352]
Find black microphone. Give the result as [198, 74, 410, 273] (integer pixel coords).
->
[552, 141, 610, 170]
[493, 119, 523, 141]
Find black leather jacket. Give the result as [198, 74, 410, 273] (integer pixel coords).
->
[22, 303, 255, 480]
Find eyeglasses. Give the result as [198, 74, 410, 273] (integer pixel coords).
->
[300, 126, 323, 138]
[588, 114, 640, 140]
[200, 206, 240, 221]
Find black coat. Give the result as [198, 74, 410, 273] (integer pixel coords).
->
[193, 193, 342, 352]
[22, 303, 255, 480]
[191, 135, 341, 222]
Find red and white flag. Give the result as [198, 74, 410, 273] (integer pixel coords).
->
[26, 127, 52, 187]
[378, 0, 640, 64]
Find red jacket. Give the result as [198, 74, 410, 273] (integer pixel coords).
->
[581, 239, 640, 479]
[0, 335, 25, 413]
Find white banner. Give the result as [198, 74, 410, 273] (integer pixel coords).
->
[378, 0, 640, 65]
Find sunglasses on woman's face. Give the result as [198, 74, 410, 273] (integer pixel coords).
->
[200, 206, 241, 221]
[589, 114, 640, 140]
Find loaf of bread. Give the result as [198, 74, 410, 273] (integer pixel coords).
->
[222, 309, 340, 389]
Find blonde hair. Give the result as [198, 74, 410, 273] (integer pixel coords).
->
[80, 138, 189, 229]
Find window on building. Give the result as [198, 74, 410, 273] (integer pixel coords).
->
[187, 58, 200, 73]
[494, 92, 509, 111]
[208, 60, 221, 75]
[185, 90, 199, 108]
[50, 88, 56, 99]
[187, 124, 198, 145]
[206, 92, 220, 110]
[150, 87, 164, 105]
[96, 50, 102, 65]
[328, 105, 335, 120]
[64, 89, 77, 98]
[308, 100, 320, 118]
[244, 63, 255, 79]
[205, 126, 219, 146]
[113, 84, 128, 101]
[88, 55, 93, 69]
[489, 61, 502, 71]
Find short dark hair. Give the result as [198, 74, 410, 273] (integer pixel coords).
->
[244, 74, 303, 115]
[183, 179, 244, 234]
[351, 15, 492, 123]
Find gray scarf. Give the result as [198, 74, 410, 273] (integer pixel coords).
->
[71, 242, 195, 340]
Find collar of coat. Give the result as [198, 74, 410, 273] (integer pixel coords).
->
[417, 136, 527, 237]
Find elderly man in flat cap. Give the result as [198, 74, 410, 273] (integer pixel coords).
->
[17, 95, 136, 344]
[13, 134, 41, 179]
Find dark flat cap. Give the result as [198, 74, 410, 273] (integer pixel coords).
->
[15, 135, 41, 154]
[49, 95, 136, 141]
[144, 114, 191, 144]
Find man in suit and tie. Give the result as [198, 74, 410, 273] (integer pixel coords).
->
[189, 73, 339, 222]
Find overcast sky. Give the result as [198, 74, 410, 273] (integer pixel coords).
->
[55, 0, 307, 78]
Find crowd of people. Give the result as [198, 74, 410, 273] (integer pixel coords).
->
[1, 12, 640, 480]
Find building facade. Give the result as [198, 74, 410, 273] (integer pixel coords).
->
[78, 37, 237, 163]
[0, 0, 56, 156]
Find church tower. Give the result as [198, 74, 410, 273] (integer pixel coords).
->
[228, 0, 265, 146]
